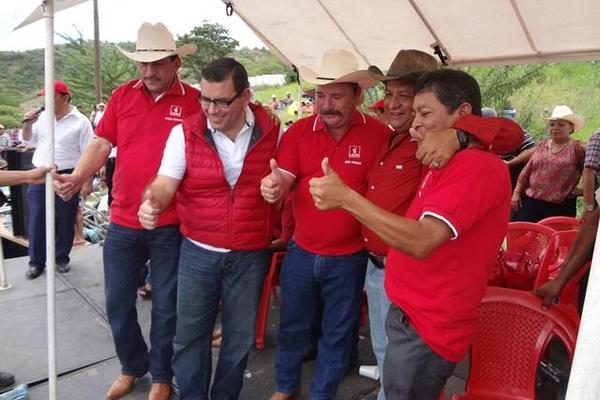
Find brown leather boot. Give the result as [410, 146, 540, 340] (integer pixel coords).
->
[268, 391, 295, 400]
[148, 382, 171, 400]
[106, 374, 136, 400]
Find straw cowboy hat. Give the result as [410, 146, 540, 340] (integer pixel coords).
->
[298, 49, 375, 88]
[546, 105, 585, 132]
[116, 22, 197, 63]
[368, 49, 438, 82]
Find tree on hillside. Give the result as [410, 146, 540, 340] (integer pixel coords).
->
[176, 22, 239, 81]
[466, 64, 546, 112]
[56, 33, 137, 112]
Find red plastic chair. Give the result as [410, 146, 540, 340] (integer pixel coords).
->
[255, 251, 285, 349]
[538, 216, 581, 231]
[534, 230, 590, 316]
[496, 222, 556, 290]
[450, 287, 578, 400]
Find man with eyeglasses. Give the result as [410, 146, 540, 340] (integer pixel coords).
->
[137, 57, 280, 399]
[53, 22, 200, 400]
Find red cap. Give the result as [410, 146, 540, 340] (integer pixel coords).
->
[369, 98, 385, 112]
[38, 80, 72, 97]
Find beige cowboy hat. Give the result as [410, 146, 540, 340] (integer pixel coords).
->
[298, 49, 375, 88]
[546, 105, 585, 132]
[116, 22, 197, 63]
[368, 49, 438, 82]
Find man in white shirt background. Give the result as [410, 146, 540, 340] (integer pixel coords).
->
[21, 80, 94, 279]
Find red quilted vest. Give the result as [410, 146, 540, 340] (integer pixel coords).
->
[177, 103, 279, 250]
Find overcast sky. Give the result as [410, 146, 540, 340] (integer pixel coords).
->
[1, 0, 265, 51]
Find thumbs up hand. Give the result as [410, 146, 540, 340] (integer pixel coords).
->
[261, 159, 287, 203]
[309, 157, 349, 210]
[138, 190, 162, 230]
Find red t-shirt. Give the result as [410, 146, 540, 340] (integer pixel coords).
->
[385, 149, 511, 362]
[277, 111, 391, 255]
[363, 134, 422, 255]
[96, 78, 201, 228]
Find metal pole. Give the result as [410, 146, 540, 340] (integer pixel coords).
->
[92, 0, 102, 103]
[0, 239, 13, 291]
[565, 223, 600, 399]
[43, 1, 58, 399]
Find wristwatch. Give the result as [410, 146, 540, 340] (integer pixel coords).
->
[456, 129, 470, 150]
[585, 204, 595, 212]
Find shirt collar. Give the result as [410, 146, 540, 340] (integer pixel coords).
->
[207, 105, 255, 137]
[312, 109, 367, 133]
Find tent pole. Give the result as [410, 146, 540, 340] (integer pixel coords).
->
[43, 1, 57, 399]
[565, 222, 600, 399]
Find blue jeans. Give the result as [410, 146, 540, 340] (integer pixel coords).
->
[365, 260, 391, 400]
[172, 239, 270, 400]
[27, 183, 79, 268]
[275, 240, 367, 400]
[103, 223, 180, 383]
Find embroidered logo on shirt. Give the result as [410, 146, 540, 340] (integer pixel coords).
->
[170, 105, 182, 118]
[348, 145, 361, 159]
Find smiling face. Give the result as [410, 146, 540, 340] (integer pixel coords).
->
[200, 76, 250, 138]
[411, 89, 464, 134]
[315, 83, 362, 133]
[384, 79, 415, 133]
[136, 56, 181, 97]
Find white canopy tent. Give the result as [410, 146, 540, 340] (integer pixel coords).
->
[13, 1, 600, 399]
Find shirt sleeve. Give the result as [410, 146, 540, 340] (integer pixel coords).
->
[584, 132, 600, 170]
[276, 125, 300, 178]
[78, 118, 95, 154]
[453, 114, 524, 155]
[157, 124, 186, 180]
[421, 154, 506, 238]
[95, 91, 119, 146]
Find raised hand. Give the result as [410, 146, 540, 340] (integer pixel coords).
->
[413, 127, 459, 169]
[138, 190, 161, 230]
[261, 159, 285, 203]
[309, 157, 348, 210]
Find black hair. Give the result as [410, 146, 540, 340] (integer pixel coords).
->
[414, 69, 482, 116]
[201, 57, 249, 93]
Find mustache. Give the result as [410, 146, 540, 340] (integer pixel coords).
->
[144, 76, 161, 82]
[320, 109, 342, 116]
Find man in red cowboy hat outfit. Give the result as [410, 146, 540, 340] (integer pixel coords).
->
[53, 22, 200, 400]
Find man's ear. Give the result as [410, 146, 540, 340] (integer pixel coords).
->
[457, 102, 473, 117]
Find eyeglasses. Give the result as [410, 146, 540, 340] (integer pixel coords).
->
[200, 90, 244, 109]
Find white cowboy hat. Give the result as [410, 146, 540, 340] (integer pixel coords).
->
[298, 49, 375, 88]
[546, 105, 585, 132]
[116, 22, 197, 63]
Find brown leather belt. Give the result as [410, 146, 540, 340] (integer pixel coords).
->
[368, 252, 385, 269]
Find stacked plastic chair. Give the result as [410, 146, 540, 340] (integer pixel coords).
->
[451, 287, 578, 399]
[255, 251, 285, 349]
[538, 216, 581, 232]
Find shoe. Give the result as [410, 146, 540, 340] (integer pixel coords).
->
[0, 371, 15, 388]
[148, 383, 170, 400]
[106, 374, 136, 400]
[268, 391, 295, 400]
[57, 263, 71, 273]
[25, 266, 43, 280]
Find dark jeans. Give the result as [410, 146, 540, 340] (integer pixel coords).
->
[383, 306, 455, 400]
[172, 239, 270, 400]
[275, 240, 367, 400]
[513, 194, 576, 223]
[27, 182, 79, 268]
[103, 223, 180, 383]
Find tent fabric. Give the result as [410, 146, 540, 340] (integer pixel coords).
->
[222, 0, 600, 70]
[13, 0, 89, 30]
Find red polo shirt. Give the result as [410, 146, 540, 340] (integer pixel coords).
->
[96, 77, 201, 228]
[277, 111, 391, 255]
[364, 114, 523, 256]
[364, 134, 422, 256]
[385, 149, 511, 362]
